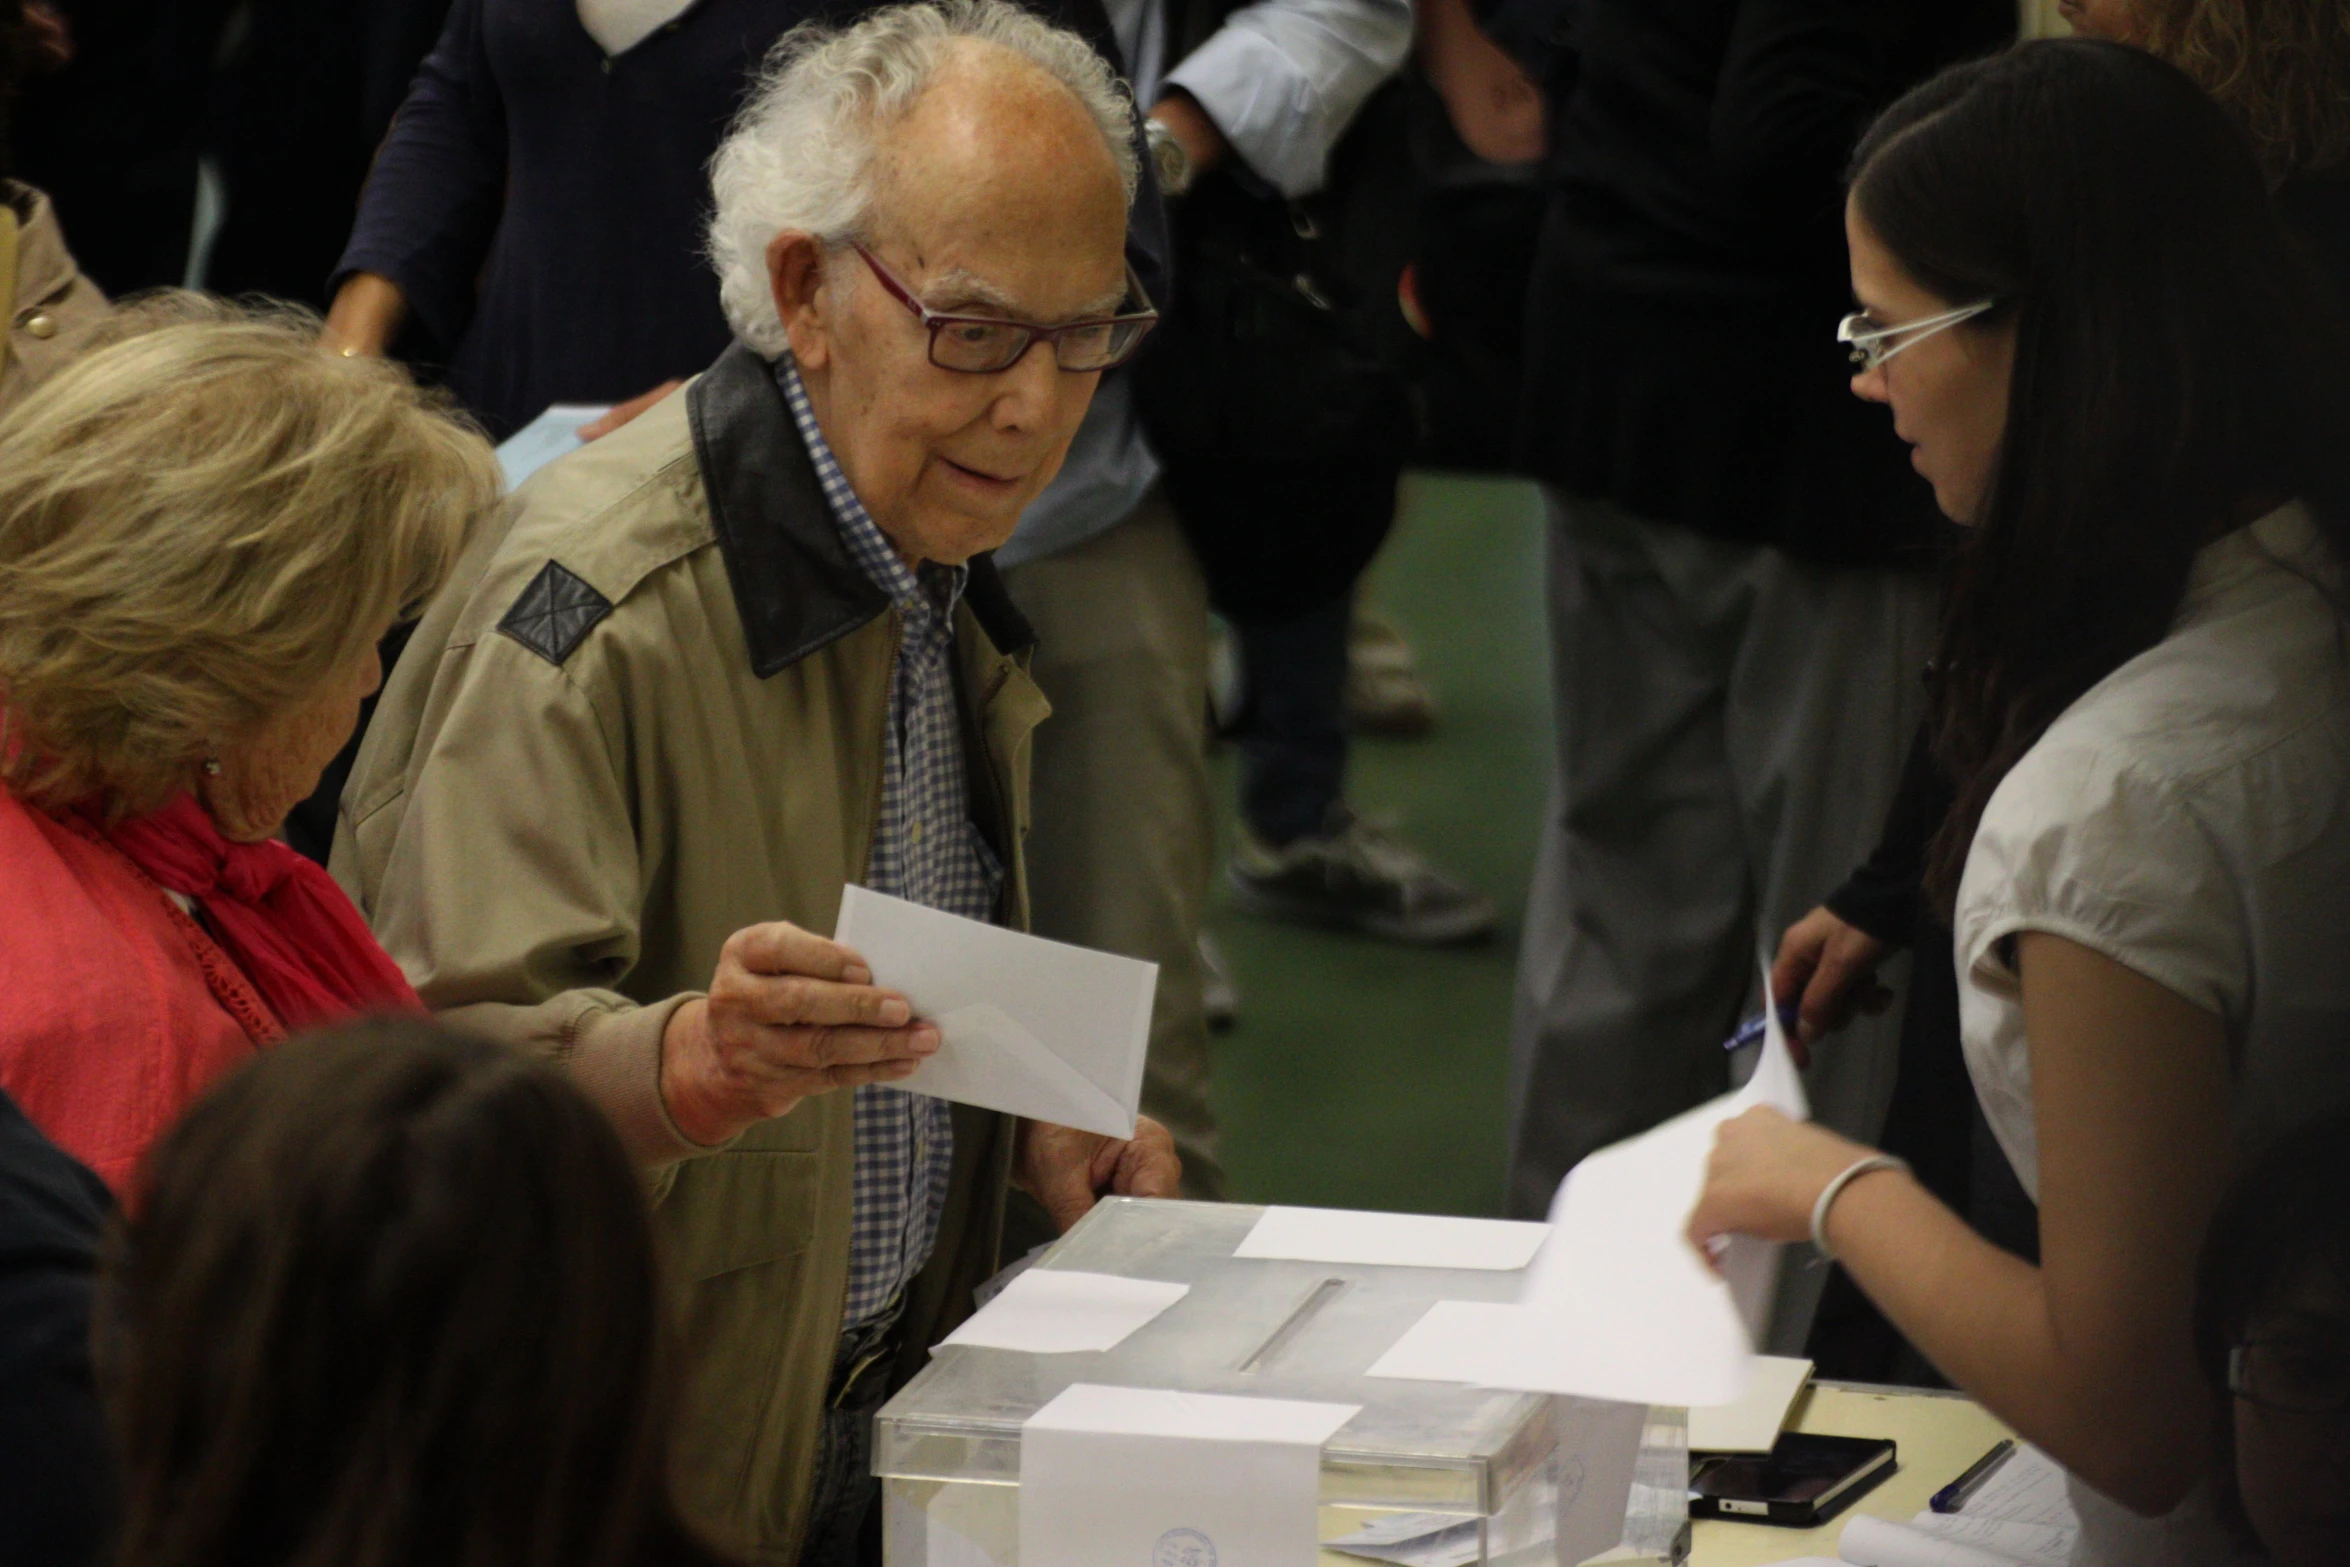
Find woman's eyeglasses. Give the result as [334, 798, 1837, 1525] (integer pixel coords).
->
[1836, 300, 1996, 371]
[853, 243, 1159, 374]
[2230, 1335, 2350, 1419]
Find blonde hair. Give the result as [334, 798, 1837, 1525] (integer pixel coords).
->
[708, 0, 1137, 357]
[0, 295, 500, 816]
[2139, 0, 2350, 177]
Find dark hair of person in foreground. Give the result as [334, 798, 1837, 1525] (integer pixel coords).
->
[97, 1018, 734, 1567]
[2192, 1108, 2350, 1567]
[1847, 39, 2350, 912]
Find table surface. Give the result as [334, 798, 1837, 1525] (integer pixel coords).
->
[1690, 1380, 2016, 1567]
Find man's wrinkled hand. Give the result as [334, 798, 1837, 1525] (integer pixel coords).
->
[1771, 905, 1894, 1065]
[1014, 1116, 1182, 1233]
[659, 921, 938, 1146]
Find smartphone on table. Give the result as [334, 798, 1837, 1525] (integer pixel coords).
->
[1688, 1432, 1898, 1527]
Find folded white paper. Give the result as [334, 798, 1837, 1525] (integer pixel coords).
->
[834, 885, 1155, 1138]
[1690, 1355, 1812, 1453]
[940, 1268, 1188, 1354]
[1020, 1386, 1361, 1567]
[1369, 964, 1807, 1407]
[1235, 1207, 1549, 1271]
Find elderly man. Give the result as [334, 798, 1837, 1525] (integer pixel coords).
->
[333, 4, 1180, 1561]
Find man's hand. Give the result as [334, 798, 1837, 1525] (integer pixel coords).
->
[1771, 905, 1893, 1065]
[659, 922, 940, 1146]
[580, 380, 686, 441]
[1015, 1116, 1182, 1233]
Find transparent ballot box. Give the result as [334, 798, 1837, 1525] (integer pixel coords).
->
[874, 1199, 1687, 1567]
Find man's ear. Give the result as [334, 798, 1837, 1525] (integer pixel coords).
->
[767, 231, 833, 371]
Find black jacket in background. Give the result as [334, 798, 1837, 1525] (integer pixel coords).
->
[332, 0, 1162, 439]
[1509, 0, 2012, 565]
[0, 1089, 113, 1567]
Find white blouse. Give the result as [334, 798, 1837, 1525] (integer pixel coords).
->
[1954, 501, 2350, 1566]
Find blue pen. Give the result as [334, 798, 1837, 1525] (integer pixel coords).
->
[1722, 1000, 1801, 1053]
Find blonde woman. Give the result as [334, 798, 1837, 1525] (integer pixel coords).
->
[0, 298, 498, 1192]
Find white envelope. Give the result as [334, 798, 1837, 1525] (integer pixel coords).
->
[834, 885, 1155, 1138]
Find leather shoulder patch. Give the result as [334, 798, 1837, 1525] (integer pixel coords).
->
[497, 561, 613, 666]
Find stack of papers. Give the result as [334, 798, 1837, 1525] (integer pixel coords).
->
[1762, 1444, 2078, 1567]
[1369, 969, 1808, 1406]
[1689, 1356, 1813, 1453]
[834, 886, 1156, 1139]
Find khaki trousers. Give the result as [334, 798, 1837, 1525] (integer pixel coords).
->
[1002, 487, 1223, 1197]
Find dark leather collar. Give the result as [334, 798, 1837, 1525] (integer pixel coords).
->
[688, 342, 1038, 677]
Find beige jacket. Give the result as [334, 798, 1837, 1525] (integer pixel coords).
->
[333, 343, 1051, 1562]
[0, 183, 104, 412]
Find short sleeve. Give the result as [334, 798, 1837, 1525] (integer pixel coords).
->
[1955, 743, 2245, 1030]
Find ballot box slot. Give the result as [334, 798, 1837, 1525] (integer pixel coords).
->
[1237, 1275, 1349, 1373]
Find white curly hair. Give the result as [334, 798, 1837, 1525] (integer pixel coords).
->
[706, 0, 1138, 357]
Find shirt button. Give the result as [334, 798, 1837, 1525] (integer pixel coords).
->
[21, 312, 55, 339]
[600, 55, 614, 74]
[909, 820, 924, 845]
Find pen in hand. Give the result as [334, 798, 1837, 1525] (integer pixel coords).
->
[1722, 1000, 1803, 1054]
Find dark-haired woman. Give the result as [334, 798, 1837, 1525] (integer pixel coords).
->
[100, 1019, 734, 1567]
[2193, 1109, 2350, 1567]
[1688, 39, 2350, 1565]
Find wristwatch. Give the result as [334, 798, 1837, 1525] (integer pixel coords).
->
[1145, 116, 1195, 199]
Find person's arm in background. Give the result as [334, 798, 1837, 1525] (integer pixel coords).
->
[1154, 0, 1414, 199]
[1415, 0, 1547, 166]
[1774, 719, 1951, 1054]
[321, 0, 507, 359]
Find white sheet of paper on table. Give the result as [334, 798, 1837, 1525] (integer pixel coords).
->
[1368, 963, 1807, 1407]
[1836, 1516, 2030, 1567]
[1234, 1207, 1550, 1270]
[833, 885, 1154, 1138]
[494, 403, 609, 490]
[1019, 1385, 1361, 1567]
[939, 1268, 1188, 1354]
[1689, 1355, 1813, 1453]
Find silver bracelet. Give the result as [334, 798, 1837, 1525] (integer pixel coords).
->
[1809, 1153, 1911, 1263]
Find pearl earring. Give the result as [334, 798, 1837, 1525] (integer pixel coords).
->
[201, 757, 223, 777]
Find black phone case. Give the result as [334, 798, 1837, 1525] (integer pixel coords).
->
[1688, 1436, 1899, 1528]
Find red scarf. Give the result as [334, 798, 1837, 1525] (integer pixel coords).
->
[97, 793, 421, 1031]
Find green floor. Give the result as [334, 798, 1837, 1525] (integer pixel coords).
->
[1203, 472, 1552, 1219]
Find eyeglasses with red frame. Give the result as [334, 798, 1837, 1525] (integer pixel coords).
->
[850, 243, 1158, 374]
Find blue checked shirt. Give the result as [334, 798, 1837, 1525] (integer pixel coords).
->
[777, 357, 1005, 1333]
